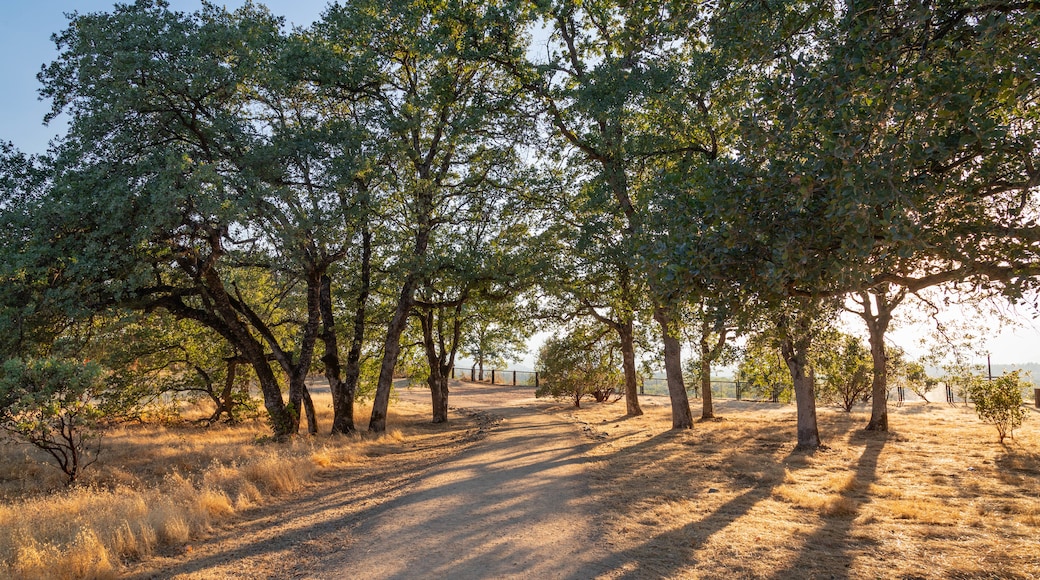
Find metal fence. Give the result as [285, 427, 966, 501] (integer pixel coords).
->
[450, 367, 540, 387]
[449, 368, 1040, 409]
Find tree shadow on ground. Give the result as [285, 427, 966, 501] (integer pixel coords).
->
[767, 430, 889, 580]
[571, 410, 868, 579]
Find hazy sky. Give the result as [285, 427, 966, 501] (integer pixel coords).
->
[2, 2, 1037, 367]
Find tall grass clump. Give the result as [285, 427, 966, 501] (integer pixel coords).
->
[0, 447, 317, 579]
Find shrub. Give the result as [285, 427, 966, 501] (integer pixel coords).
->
[0, 358, 106, 484]
[967, 371, 1028, 443]
[535, 326, 623, 408]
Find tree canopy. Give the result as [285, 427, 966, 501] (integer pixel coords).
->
[1, 0, 1037, 451]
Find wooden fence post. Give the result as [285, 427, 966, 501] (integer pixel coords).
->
[491, 369, 495, 384]
[512, 370, 516, 386]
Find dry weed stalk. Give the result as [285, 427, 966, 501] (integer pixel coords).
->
[0, 395, 439, 579]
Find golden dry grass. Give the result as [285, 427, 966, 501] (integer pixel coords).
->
[0, 387, 464, 580]
[549, 397, 1040, 579]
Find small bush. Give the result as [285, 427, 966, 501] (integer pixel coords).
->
[967, 371, 1028, 443]
[535, 326, 624, 408]
[0, 358, 107, 484]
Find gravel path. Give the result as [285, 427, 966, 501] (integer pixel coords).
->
[309, 381, 620, 579]
[128, 380, 622, 579]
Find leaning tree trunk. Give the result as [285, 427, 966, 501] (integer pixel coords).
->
[654, 306, 694, 429]
[197, 267, 293, 438]
[618, 320, 643, 417]
[370, 276, 418, 433]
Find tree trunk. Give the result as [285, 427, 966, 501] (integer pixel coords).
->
[284, 271, 324, 435]
[857, 287, 902, 432]
[211, 357, 239, 423]
[323, 227, 371, 435]
[780, 314, 822, 450]
[205, 273, 293, 437]
[618, 320, 643, 416]
[699, 347, 714, 420]
[865, 322, 889, 431]
[320, 274, 352, 435]
[302, 385, 317, 435]
[429, 372, 449, 423]
[370, 276, 418, 433]
[787, 350, 822, 450]
[654, 306, 694, 429]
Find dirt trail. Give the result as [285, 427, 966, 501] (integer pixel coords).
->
[128, 380, 622, 579]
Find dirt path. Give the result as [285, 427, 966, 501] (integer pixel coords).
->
[128, 380, 622, 579]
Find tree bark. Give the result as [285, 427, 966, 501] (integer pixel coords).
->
[209, 357, 240, 423]
[618, 320, 643, 416]
[779, 312, 822, 450]
[699, 349, 714, 420]
[654, 306, 694, 429]
[191, 262, 293, 437]
[370, 276, 418, 433]
[320, 274, 351, 435]
[785, 347, 822, 450]
[856, 287, 904, 432]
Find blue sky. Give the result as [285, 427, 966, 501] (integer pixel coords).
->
[0, 1, 328, 155]
[1, 2, 1037, 365]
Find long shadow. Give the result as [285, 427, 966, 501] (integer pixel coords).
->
[598, 445, 810, 580]
[767, 430, 889, 580]
[126, 398, 609, 579]
[568, 409, 867, 579]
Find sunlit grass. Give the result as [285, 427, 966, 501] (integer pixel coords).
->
[550, 396, 1040, 579]
[0, 387, 454, 579]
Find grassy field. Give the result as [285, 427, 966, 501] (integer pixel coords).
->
[1, 386, 1037, 579]
[551, 396, 1040, 579]
[0, 395, 479, 580]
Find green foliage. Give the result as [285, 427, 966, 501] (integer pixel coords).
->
[899, 358, 940, 403]
[536, 326, 624, 407]
[815, 331, 873, 412]
[737, 333, 793, 403]
[0, 358, 106, 484]
[967, 371, 1029, 443]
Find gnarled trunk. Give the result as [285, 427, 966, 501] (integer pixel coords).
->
[654, 306, 694, 429]
[370, 278, 417, 432]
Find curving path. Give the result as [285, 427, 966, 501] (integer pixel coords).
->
[308, 381, 620, 579]
[128, 380, 621, 579]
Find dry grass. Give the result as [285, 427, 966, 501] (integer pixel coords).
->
[0, 386, 459, 579]
[547, 396, 1040, 579]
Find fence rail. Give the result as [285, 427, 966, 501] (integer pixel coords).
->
[448, 368, 1040, 408]
[450, 367, 541, 387]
